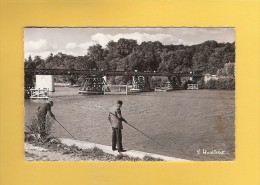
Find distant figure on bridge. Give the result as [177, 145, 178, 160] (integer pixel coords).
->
[108, 100, 128, 152]
[37, 101, 55, 141]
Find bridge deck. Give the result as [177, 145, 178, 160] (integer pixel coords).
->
[25, 68, 203, 77]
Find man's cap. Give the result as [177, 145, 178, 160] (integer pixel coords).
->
[117, 100, 123, 105]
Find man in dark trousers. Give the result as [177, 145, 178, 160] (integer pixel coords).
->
[37, 101, 55, 140]
[108, 100, 127, 152]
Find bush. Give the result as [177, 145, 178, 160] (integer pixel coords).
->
[203, 77, 235, 90]
[143, 155, 164, 161]
[197, 80, 205, 89]
[216, 77, 235, 89]
[204, 79, 217, 89]
[115, 153, 140, 161]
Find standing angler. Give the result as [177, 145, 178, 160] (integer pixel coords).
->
[108, 100, 128, 152]
[37, 101, 55, 141]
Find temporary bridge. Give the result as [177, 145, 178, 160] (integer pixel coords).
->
[24, 68, 203, 98]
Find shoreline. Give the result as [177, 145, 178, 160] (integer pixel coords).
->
[24, 138, 188, 161]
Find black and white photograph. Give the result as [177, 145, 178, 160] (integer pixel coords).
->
[24, 27, 235, 161]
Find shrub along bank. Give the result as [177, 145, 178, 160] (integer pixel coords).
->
[25, 138, 164, 161]
[198, 77, 235, 90]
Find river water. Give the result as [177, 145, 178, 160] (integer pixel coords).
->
[24, 87, 235, 161]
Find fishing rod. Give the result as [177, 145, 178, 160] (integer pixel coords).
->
[123, 121, 165, 149]
[53, 118, 77, 140]
[109, 111, 165, 149]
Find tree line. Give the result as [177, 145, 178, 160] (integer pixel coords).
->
[25, 39, 235, 76]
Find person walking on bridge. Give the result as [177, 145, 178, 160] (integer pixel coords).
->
[37, 101, 55, 141]
[108, 100, 127, 152]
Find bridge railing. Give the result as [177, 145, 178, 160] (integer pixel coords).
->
[187, 84, 199, 90]
[103, 85, 128, 95]
[30, 88, 49, 99]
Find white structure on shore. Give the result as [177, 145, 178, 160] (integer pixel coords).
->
[35, 75, 55, 92]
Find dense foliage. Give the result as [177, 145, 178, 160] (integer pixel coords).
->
[24, 39, 235, 89]
[25, 39, 235, 75]
[199, 78, 235, 90]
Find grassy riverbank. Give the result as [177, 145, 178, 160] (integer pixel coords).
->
[24, 138, 163, 161]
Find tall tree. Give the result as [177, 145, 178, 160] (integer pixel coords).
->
[25, 55, 35, 69]
[87, 44, 105, 70]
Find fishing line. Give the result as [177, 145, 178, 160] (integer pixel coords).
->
[53, 118, 77, 140]
[125, 121, 176, 156]
[124, 121, 166, 149]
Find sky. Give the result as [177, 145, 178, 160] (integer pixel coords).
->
[24, 27, 235, 59]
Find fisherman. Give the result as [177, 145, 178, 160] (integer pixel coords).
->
[37, 101, 55, 141]
[108, 100, 127, 152]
